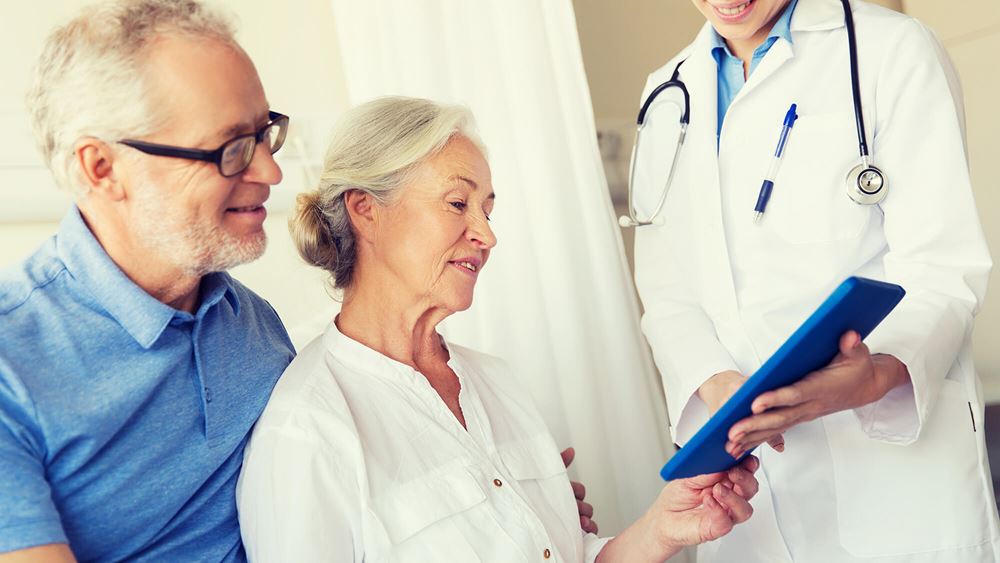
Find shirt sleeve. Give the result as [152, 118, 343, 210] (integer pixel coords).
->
[236, 418, 363, 562]
[583, 533, 614, 563]
[0, 368, 68, 553]
[854, 20, 991, 445]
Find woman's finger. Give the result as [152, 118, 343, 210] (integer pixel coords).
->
[713, 483, 754, 523]
[728, 466, 759, 500]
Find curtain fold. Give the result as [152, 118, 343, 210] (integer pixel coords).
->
[330, 0, 670, 533]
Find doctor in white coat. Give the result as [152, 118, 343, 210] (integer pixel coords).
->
[632, 0, 1000, 561]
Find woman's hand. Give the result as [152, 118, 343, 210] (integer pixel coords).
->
[596, 456, 759, 563]
[646, 456, 759, 550]
[725, 331, 909, 458]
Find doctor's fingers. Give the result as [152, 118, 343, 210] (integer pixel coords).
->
[767, 434, 785, 452]
[749, 377, 828, 418]
[728, 406, 820, 452]
[729, 404, 815, 441]
[728, 422, 811, 456]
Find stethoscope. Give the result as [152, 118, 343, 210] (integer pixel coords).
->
[620, 0, 887, 228]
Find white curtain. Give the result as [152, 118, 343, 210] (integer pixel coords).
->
[330, 0, 670, 533]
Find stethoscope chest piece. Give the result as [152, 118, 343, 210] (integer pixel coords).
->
[846, 161, 888, 205]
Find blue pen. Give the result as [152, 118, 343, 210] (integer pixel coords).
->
[754, 103, 798, 223]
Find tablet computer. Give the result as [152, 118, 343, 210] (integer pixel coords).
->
[659, 276, 905, 481]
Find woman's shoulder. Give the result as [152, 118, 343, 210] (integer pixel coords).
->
[252, 333, 359, 440]
[446, 343, 545, 420]
[447, 342, 507, 373]
[447, 342, 515, 393]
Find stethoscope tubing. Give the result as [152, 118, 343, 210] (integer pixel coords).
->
[841, 0, 870, 161]
[621, 0, 877, 227]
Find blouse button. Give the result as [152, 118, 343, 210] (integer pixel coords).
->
[493, 478, 503, 487]
[543, 548, 552, 559]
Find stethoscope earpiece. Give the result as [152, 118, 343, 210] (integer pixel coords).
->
[618, 215, 637, 228]
[845, 162, 888, 205]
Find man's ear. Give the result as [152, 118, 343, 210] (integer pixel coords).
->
[74, 138, 125, 201]
[343, 190, 379, 243]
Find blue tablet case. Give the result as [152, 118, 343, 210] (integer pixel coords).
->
[659, 276, 905, 481]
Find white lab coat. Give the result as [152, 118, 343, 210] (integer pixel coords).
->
[633, 1, 999, 561]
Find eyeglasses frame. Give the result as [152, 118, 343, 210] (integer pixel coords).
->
[118, 110, 289, 177]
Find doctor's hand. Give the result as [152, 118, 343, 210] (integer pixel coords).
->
[596, 456, 759, 563]
[561, 447, 599, 534]
[725, 331, 910, 458]
[699, 370, 785, 453]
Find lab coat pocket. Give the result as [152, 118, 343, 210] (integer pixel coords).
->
[767, 112, 873, 245]
[824, 380, 990, 556]
[373, 463, 486, 550]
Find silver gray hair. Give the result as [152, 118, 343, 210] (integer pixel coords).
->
[26, 0, 239, 195]
[292, 96, 486, 290]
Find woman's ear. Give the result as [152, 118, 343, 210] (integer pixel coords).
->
[74, 138, 125, 202]
[344, 190, 378, 243]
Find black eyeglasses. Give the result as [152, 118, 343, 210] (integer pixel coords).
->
[119, 111, 289, 177]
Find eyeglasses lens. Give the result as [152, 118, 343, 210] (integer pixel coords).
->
[220, 137, 255, 176]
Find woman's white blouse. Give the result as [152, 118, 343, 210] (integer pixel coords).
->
[237, 322, 610, 562]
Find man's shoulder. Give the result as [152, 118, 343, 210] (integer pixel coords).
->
[219, 273, 292, 340]
[223, 274, 279, 319]
[0, 237, 66, 318]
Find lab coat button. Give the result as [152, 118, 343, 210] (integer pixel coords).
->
[493, 478, 503, 487]
[543, 548, 551, 559]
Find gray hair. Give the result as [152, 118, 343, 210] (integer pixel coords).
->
[26, 0, 239, 195]
[292, 96, 485, 290]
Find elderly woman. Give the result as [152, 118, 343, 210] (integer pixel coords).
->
[236, 97, 758, 562]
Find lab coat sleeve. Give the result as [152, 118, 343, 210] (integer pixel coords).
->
[236, 421, 364, 562]
[854, 20, 991, 445]
[634, 219, 740, 445]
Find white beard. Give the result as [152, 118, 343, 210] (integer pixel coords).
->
[129, 175, 267, 277]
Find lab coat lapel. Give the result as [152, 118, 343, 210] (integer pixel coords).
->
[734, 0, 847, 109]
[740, 39, 793, 99]
[683, 25, 740, 314]
[791, 0, 849, 32]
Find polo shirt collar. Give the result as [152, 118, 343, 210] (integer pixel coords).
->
[56, 207, 240, 349]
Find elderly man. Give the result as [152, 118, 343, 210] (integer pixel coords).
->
[0, 1, 295, 561]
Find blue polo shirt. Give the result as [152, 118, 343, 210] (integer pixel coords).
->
[0, 208, 295, 561]
[712, 0, 799, 137]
